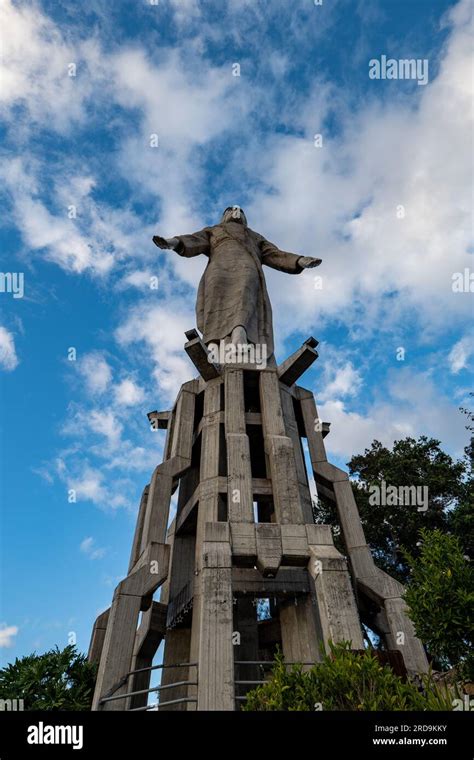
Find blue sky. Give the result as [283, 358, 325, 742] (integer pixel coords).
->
[0, 0, 472, 666]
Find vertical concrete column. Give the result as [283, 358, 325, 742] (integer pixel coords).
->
[159, 628, 192, 711]
[92, 588, 142, 711]
[127, 602, 166, 710]
[87, 609, 110, 665]
[234, 598, 259, 692]
[260, 370, 304, 524]
[128, 485, 149, 572]
[188, 378, 223, 708]
[92, 544, 169, 711]
[196, 523, 234, 711]
[280, 386, 314, 523]
[298, 390, 328, 465]
[225, 369, 254, 523]
[140, 462, 174, 549]
[280, 597, 322, 667]
[306, 525, 364, 651]
[383, 597, 429, 673]
[299, 388, 374, 576]
[170, 388, 196, 467]
[160, 528, 196, 709]
[141, 388, 196, 553]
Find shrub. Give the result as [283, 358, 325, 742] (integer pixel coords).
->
[243, 642, 453, 711]
[0, 645, 97, 711]
[403, 529, 474, 680]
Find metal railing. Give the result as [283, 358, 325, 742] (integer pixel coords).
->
[99, 661, 198, 710]
[99, 658, 321, 709]
[130, 697, 198, 712]
[234, 660, 317, 703]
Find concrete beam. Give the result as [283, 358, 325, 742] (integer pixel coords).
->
[88, 608, 110, 665]
[308, 545, 364, 651]
[127, 602, 167, 710]
[231, 567, 310, 596]
[147, 410, 170, 430]
[184, 332, 220, 381]
[277, 337, 319, 387]
[92, 543, 169, 711]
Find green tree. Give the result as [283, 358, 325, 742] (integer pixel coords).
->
[0, 645, 96, 710]
[459, 392, 474, 433]
[403, 529, 474, 680]
[449, 436, 474, 563]
[242, 642, 453, 711]
[315, 436, 471, 583]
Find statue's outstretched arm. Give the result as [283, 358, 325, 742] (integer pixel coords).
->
[153, 235, 180, 250]
[298, 256, 322, 269]
[153, 228, 211, 258]
[259, 236, 321, 274]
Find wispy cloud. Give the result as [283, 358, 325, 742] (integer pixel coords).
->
[319, 367, 468, 461]
[79, 536, 106, 560]
[114, 379, 145, 406]
[448, 334, 474, 374]
[0, 326, 19, 371]
[0, 624, 19, 648]
[77, 352, 112, 395]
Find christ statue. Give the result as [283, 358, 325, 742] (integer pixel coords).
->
[153, 206, 321, 358]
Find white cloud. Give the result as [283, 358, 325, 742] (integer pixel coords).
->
[318, 368, 468, 461]
[320, 360, 363, 400]
[67, 465, 129, 509]
[0, 1, 105, 132]
[80, 536, 106, 560]
[118, 270, 157, 290]
[169, 0, 202, 26]
[245, 0, 473, 339]
[78, 352, 112, 395]
[448, 334, 474, 373]
[0, 158, 145, 275]
[115, 302, 196, 400]
[0, 624, 19, 648]
[62, 404, 123, 452]
[114, 379, 145, 406]
[69, 466, 106, 503]
[87, 410, 122, 448]
[104, 443, 160, 473]
[0, 326, 18, 371]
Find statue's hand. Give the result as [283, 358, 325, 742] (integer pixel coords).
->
[153, 235, 179, 250]
[298, 256, 322, 269]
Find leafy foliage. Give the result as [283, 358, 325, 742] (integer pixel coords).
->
[403, 529, 474, 679]
[449, 436, 474, 563]
[314, 436, 471, 583]
[242, 642, 453, 712]
[0, 645, 96, 711]
[459, 393, 474, 433]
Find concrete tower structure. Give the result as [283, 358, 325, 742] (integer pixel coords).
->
[89, 333, 428, 711]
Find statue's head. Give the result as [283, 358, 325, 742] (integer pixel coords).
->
[221, 206, 247, 226]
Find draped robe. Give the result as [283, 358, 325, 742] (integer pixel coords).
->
[175, 221, 303, 357]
